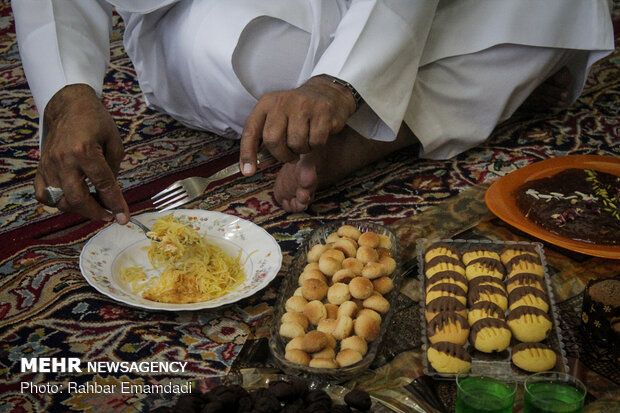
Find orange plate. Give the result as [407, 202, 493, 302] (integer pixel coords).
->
[485, 155, 620, 259]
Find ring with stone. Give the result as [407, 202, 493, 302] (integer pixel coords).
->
[43, 186, 65, 206]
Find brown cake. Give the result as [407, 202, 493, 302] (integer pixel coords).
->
[514, 168, 620, 245]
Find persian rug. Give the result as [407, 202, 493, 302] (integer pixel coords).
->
[0, 2, 619, 412]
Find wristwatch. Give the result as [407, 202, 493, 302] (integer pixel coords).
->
[323, 74, 363, 111]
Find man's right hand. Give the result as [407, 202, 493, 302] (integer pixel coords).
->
[34, 84, 130, 224]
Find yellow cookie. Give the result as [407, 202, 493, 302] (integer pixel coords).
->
[506, 254, 544, 278]
[462, 247, 501, 266]
[506, 306, 552, 342]
[427, 312, 470, 345]
[465, 258, 506, 281]
[508, 287, 549, 313]
[511, 342, 557, 372]
[427, 342, 471, 374]
[469, 318, 512, 353]
[425, 256, 466, 278]
[468, 284, 508, 311]
[467, 301, 506, 326]
[424, 242, 461, 263]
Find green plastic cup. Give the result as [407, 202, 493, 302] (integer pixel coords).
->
[455, 372, 517, 413]
[524, 372, 587, 413]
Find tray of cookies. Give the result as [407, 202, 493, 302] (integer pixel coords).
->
[417, 238, 568, 381]
[268, 221, 402, 382]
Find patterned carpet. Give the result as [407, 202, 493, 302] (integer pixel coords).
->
[0, 2, 619, 412]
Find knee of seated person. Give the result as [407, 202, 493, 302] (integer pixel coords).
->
[232, 16, 310, 98]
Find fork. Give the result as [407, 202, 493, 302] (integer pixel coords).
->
[151, 150, 276, 211]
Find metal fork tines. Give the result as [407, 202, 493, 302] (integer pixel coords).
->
[151, 150, 275, 211]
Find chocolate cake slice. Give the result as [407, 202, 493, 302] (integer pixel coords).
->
[514, 168, 620, 245]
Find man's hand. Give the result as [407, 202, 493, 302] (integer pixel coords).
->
[34, 84, 130, 224]
[239, 75, 357, 174]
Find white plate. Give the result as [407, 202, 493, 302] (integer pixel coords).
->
[79, 209, 282, 311]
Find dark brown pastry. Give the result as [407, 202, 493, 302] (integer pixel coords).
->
[469, 318, 512, 353]
[506, 306, 552, 342]
[427, 341, 472, 373]
[427, 311, 469, 345]
[344, 389, 372, 411]
[508, 286, 549, 312]
[425, 296, 467, 322]
[468, 284, 508, 311]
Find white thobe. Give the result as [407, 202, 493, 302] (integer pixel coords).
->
[12, 0, 614, 159]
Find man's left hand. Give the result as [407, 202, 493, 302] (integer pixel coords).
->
[239, 75, 357, 175]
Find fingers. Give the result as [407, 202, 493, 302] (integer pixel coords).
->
[264, 111, 297, 162]
[240, 105, 266, 176]
[82, 152, 129, 224]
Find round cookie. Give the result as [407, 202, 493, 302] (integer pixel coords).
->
[427, 312, 470, 345]
[358, 231, 380, 248]
[301, 278, 329, 301]
[506, 254, 544, 278]
[469, 275, 506, 293]
[424, 242, 461, 263]
[354, 314, 381, 341]
[349, 277, 374, 300]
[372, 276, 394, 295]
[342, 257, 364, 276]
[426, 283, 467, 306]
[340, 335, 368, 356]
[469, 318, 512, 353]
[505, 273, 545, 294]
[506, 306, 552, 342]
[500, 245, 538, 265]
[281, 312, 310, 330]
[304, 300, 327, 325]
[462, 247, 501, 265]
[425, 296, 467, 322]
[336, 349, 363, 367]
[508, 287, 549, 313]
[362, 294, 390, 314]
[511, 342, 557, 372]
[425, 256, 466, 278]
[285, 349, 311, 366]
[279, 322, 306, 339]
[465, 257, 506, 281]
[427, 341, 472, 374]
[426, 271, 469, 293]
[337, 225, 362, 240]
[309, 358, 339, 369]
[332, 269, 356, 284]
[467, 301, 506, 326]
[327, 283, 351, 305]
[468, 284, 508, 311]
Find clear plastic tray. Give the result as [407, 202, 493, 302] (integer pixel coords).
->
[417, 238, 568, 381]
[269, 221, 403, 383]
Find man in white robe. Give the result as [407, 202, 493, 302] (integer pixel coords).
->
[11, 0, 614, 222]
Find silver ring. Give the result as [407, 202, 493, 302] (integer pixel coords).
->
[43, 186, 64, 206]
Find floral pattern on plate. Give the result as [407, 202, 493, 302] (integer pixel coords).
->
[79, 209, 282, 311]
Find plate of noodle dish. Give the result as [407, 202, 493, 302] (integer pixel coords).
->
[79, 210, 282, 311]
